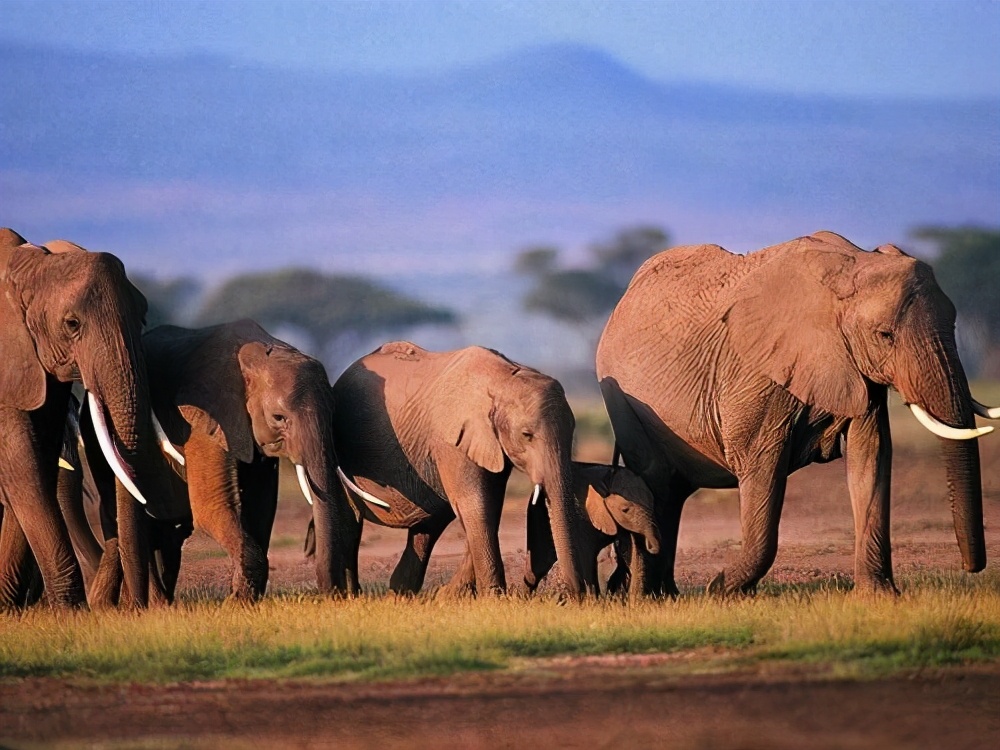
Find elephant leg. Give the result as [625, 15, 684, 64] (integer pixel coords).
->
[390, 512, 453, 594]
[524, 496, 556, 593]
[712, 444, 792, 596]
[237, 454, 279, 596]
[0, 509, 41, 608]
[444, 468, 506, 596]
[56, 447, 103, 586]
[438, 544, 477, 599]
[186, 432, 266, 601]
[607, 533, 632, 598]
[0, 405, 85, 608]
[151, 514, 193, 604]
[845, 404, 897, 594]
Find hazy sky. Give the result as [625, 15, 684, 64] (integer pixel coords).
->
[2, 0, 999, 99]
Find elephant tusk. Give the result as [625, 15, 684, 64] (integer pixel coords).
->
[151, 412, 186, 466]
[58, 457, 75, 471]
[908, 403, 994, 441]
[87, 392, 149, 505]
[530, 483, 542, 506]
[972, 400, 1000, 420]
[295, 464, 314, 506]
[336, 466, 391, 510]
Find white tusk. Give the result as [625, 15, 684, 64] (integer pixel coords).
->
[151, 411, 186, 466]
[530, 483, 542, 506]
[87, 392, 148, 505]
[336, 466, 391, 510]
[972, 400, 1000, 420]
[58, 457, 75, 471]
[295, 464, 313, 506]
[908, 403, 994, 441]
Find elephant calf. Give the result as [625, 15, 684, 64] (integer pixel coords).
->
[524, 462, 660, 597]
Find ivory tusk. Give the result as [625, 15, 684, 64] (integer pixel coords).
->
[908, 403, 994, 441]
[336, 466, 391, 510]
[972, 400, 1000, 420]
[58, 457, 75, 471]
[530, 483, 542, 506]
[87, 392, 149, 505]
[151, 412, 186, 466]
[295, 464, 313, 506]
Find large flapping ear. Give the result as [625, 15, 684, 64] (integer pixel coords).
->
[584, 485, 619, 536]
[0, 235, 46, 410]
[724, 234, 870, 418]
[440, 380, 505, 473]
[149, 325, 255, 464]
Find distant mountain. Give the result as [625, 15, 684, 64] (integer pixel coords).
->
[2, 40, 998, 278]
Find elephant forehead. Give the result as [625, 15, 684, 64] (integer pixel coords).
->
[608, 471, 655, 508]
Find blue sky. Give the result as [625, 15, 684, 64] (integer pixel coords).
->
[2, 0, 999, 99]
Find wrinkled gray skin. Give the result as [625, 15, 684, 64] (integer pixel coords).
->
[0, 229, 178, 609]
[326, 342, 587, 597]
[523, 462, 660, 598]
[597, 231, 990, 598]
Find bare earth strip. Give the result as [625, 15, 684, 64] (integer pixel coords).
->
[2, 663, 999, 749]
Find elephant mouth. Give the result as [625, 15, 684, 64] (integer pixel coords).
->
[261, 438, 284, 457]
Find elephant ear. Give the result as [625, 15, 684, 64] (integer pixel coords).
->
[441, 386, 505, 473]
[0, 240, 46, 410]
[724, 235, 869, 418]
[584, 485, 618, 537]
[155, 325, 255, 464]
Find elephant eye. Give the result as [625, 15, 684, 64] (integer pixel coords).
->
[876, 330, 894, 344]
[272, 413, 286, 424]
[63, 315, 81, 335]
[522, 430, 534, 441]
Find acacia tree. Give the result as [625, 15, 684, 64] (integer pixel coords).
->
[195, 268, 456, 366]
[518, 226, 670, 326]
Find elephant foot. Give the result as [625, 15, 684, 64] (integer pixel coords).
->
[707, 571, 726, 597]
[852, 574, 900, 597]
[709, 569, 760, 598]
[435, 580, 477, 600]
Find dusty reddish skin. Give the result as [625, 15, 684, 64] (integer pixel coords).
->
[596, 231, 989, 598]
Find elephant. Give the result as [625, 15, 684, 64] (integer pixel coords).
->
[596, 231, 997, 597]
[0, 229, 182, 608]
[85, 319, 354, 604]
[523, 461, 661, 598]
[326, 341, 588, 597]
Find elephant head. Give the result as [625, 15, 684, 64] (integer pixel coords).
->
[727, 231, 994, 572]
[461, 361, 586, 595]
[585, 466, 661, 555]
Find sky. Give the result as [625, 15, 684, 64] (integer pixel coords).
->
[2, 0, 999, 99]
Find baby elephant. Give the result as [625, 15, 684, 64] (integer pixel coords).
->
[524, 462, 660, 596]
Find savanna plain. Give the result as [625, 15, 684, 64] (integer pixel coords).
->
[2, 388, 999, 749]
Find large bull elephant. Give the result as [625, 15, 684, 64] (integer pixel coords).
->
[327, 341, 588, 597]
[86, 319, 356, 603]
[0, 229, 182, 608]
[597, 231, 996, 597]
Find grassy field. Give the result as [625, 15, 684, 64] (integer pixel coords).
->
[2, 572, 998, 684]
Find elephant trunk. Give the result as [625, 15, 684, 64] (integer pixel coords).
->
[541, 453, 588, 597]
[898, 330, 986, 573]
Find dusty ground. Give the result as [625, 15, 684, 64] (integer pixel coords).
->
[2, 401, 999, 748]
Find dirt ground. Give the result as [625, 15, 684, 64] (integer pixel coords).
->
[2, 407, 999, 748]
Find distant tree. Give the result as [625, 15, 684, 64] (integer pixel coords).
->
[194, 268, 457, 355]
[519, 225, 671, 324]
[130, 275, 201, 329]
[514, 246, 559, 276]
[590, 226, 669, 288]
[912, 226, 1000, 378]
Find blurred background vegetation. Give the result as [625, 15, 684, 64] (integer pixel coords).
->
[133, 224, 999, 387]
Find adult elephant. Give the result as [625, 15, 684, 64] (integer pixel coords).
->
[0, 229, 181, 608]
[90, 319, 357, 603]
[328, 341, 587, 597]
[597, 231, 996, 597]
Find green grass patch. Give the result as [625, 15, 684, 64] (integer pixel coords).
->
[2, 571, 998, 684]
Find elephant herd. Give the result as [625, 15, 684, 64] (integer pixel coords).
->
[0, 227, 995, 610]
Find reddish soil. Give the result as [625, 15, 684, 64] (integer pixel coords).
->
[2, 413, 999, 748]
